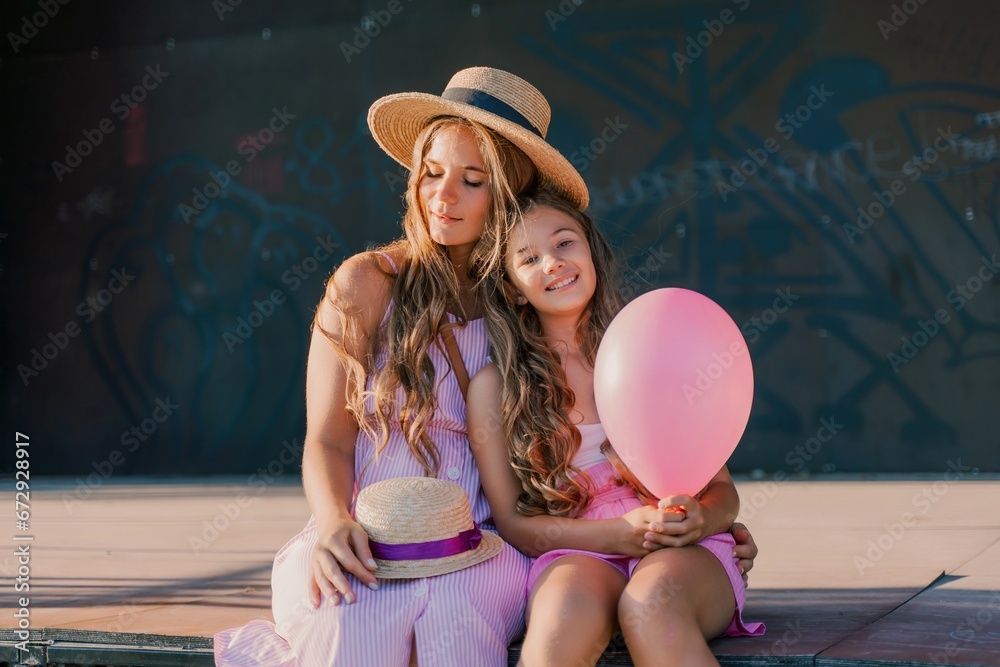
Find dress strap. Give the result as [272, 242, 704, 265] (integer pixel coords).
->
[374, 251, 398, 273]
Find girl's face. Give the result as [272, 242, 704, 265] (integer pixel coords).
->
[505, 205, 597, 320]
[418, 124, 491, 250]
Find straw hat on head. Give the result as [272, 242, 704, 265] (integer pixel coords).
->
[354, 476, 504, 579]
[367, 66, 590, 211]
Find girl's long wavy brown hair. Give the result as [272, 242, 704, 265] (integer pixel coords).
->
[316, 117, 538, 478]
[482, 189, 630, 517]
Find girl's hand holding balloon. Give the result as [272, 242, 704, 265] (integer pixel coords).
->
[643, 495, 709, 547]
[645, 466, 741, 548]
[617, 505, 681, 556]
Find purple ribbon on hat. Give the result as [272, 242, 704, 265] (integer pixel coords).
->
[369, 527, 483, 561]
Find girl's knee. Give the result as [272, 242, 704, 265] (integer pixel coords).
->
[527, 579, 617, 644]
[618, 577, 693, 637]
[531, 585, 617, 631]
[522, 595, 616, 667]
[619, 599, 705, 656]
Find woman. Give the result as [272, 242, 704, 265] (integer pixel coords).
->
[214, 67, 758, 667]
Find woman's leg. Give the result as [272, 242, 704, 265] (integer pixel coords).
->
[518, 555, 627, 667]
[618, 545, 735, 667]
[272, 524, 419, 667]
[414, 541, 530, 667]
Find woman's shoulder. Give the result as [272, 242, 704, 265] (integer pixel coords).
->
[342, 240, 407, 275]
[361, 240, 408, 274]
[329, 246, 405, 301]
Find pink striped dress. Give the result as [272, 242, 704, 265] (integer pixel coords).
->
[214, 269, 531, 666]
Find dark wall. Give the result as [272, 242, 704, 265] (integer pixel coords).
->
[2, 0, 999, 477]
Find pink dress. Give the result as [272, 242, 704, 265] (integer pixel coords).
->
[526, 423, 765, 637]
[214, 265, 531, 667]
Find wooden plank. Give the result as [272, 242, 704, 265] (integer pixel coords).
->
[817, 575, 1000, 666]
[712, 585, 934, 660]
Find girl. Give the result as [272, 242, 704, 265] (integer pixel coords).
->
[468, 189, 764, 667]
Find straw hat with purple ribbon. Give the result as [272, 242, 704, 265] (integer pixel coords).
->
[354, 476, 503, 579]
[367, 66, 589, 211]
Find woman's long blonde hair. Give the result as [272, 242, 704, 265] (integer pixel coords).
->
[482, 189, 628, 517]
[317, 116, 538, 477]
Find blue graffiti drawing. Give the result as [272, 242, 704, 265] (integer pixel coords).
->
[522, 2, 1000, 468]
[79, 155, 353, 471]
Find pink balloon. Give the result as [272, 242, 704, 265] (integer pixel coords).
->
[594, 288, 753, 499]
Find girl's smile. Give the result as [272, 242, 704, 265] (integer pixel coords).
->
[506, 206, 597, 320]
[546, 273, 579, 291]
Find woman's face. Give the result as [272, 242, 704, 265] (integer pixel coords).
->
[505, 205, 597, 320]
[418, 124, 491, 250]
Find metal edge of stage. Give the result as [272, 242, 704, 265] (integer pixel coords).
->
[0, 629, 213, 667]
[0, 632, 808, 667]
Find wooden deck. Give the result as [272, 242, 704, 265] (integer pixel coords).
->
[2, 475, 999, 666]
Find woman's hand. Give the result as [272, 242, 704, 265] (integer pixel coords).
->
[642, 494, 710, 548]
[731, 521, 758, 583]
[308, 517, 379, 608]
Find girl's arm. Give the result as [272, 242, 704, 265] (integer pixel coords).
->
[302, 252, 393, 607]
[467, 364, 664, 558]
[645, 465, 741, 548]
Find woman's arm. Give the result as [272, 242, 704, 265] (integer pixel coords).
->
[731, 522, 759, 581]
[467, 364, 664, 558]
[302, 252, 393, 607]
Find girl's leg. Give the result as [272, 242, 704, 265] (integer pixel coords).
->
[618, 545, 735, 667]
[518, 555, 627, 667]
